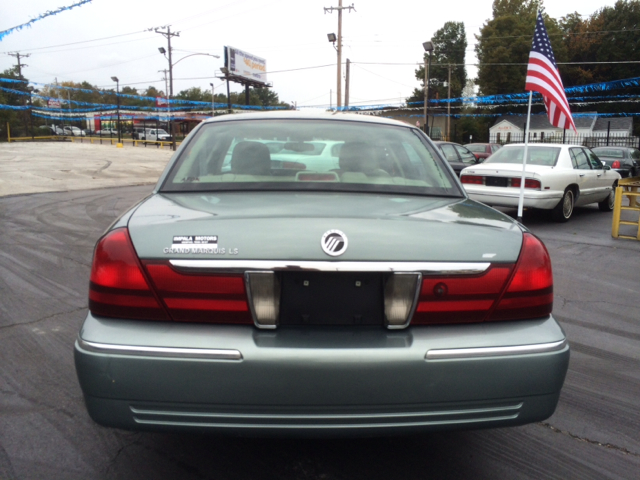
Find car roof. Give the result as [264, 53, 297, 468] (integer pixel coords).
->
[200, 111, 414, 128]
[592, 146, 632, 151]
[501, 143, 581, 149]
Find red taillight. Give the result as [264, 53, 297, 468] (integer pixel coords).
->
[412, 266, 513, 324]
[611, 160, 621, 169]
[282, 161, 306, 170]
[89, 229, 253, 325]
[89, 228, 168, 321]
[410, 233, 552, 325]
[490, 233, 553, 321]
[511, 177, 541, 189]
[144, 263, 253, 324]
[461, 175, 484, 185]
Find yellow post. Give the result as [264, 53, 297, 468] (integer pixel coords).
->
[6, 122, 11, 142]
[611, 186, 623, 238]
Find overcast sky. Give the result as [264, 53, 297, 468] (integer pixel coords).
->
[0, 0, 620, 108]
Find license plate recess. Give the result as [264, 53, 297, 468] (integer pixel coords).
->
[279, 272, 384, 326]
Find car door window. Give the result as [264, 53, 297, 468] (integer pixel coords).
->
[454, 145, 477, 165]
[439, 144, 459, 162]
[586, 150, 603, 170]
[570, 148, 591, 170]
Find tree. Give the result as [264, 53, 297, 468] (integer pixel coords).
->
[407, 21, 467, 104]
[176, 87, 208, 103]
[561, 1, 640, 86]
[0, 67, 31, 137]
[475, 0, 567, 96]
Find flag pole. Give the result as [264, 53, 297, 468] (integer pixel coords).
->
[517, 90, 533, 224]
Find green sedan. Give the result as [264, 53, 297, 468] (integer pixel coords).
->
[75, 112, 569, 436]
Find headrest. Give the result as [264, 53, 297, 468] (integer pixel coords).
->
[339, 142, 376, 173]
[230, 141, 271, 175]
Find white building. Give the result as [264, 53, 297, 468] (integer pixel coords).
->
[490, 113, 634, 144]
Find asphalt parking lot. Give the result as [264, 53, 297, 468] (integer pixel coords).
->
[1, 143, 639, 479]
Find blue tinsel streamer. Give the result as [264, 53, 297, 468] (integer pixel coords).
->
[0, 1, 93, 42]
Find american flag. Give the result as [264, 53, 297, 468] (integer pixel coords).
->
[525, 11, 577, 132]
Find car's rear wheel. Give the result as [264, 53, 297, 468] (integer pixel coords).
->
[552, 188, 574, 222]
[598, 184, 616, 212]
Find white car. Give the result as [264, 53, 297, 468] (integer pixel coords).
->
[63, 126, 86, 136]
[460, 144, 620, 222]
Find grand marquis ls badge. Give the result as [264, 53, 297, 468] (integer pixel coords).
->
[321, 230, 348, 257]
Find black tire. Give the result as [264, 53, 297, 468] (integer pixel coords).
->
[551, 188, 574, 222]
[598, 184, 616, 212]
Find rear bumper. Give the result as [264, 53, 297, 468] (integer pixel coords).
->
[464, 186, 563, 210]
[75, 313, 569, 436]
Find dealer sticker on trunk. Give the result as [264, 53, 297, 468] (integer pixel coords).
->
[163, 235, 238, 255]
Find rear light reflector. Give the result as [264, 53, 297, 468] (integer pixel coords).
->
[89, 228, 168, 321]
[461, 175, 484, 185]
[611, 160, 621, 169]
[144, 262, 253, 324]
[511, 177, 541, 189]
[245, 272, 280, 328]
[384, 273, 421, 328]
[412, 266, 513, 324]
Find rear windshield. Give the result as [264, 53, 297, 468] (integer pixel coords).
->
[465, 144, 487, 153]
[592, 148, 625, 158]
[161, 119, 461, 196]
[484, 146, 561, 166]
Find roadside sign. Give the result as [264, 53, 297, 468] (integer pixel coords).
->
[156, 97, 169, 107]
[48, 98, 61, 108]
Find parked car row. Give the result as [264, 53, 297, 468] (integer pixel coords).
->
[35, 125, 176, 140]
[38, 125, 85, 136]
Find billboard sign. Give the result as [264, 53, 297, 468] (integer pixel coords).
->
[224, 46, 267, 85]
[156, 97, 169, 108]
[48, 98, 61, 108]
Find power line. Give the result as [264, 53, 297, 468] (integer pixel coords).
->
[352, 60, 640, 67]
[352, 64, 416, 89]
[1, 30, 153, 54]
[478, 27, 640, 40]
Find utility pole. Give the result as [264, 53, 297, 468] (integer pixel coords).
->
[9, 52, 30, 135]
[158, 69, 170, 132]
[324, 2, 355, 109]
[8, 52, 29, 77]
[447, 65, 452, 141]
[155, 26, 180, 151]
[55, 77, 65, 132]
[345, 58, 350, 108]
[209, 82, 215, 116]
[158, 69, 169, 100]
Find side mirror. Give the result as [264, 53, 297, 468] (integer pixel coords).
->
[603, 165, 611, 171]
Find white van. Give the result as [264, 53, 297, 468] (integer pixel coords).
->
[140, 128, 171, 142]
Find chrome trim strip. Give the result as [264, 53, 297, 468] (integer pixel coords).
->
[425, 339, 568, 360]
[132, 414, 520, 429]
[170, 260, 491, 275]
[76, 338, 243, 361]
[130, 402, 523, 420]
